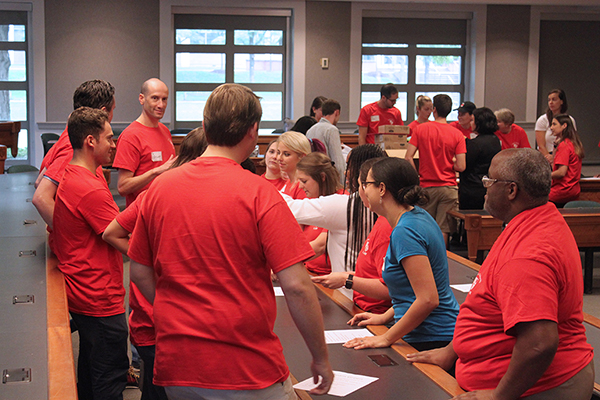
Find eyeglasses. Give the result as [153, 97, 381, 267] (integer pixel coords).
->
[385, 97, 397, 104]
[481, 175, 515, 188]
[361, 181, 379, 190]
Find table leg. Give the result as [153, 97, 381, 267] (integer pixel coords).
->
[585, 249, 594, 294]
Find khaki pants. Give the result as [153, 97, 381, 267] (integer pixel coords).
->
[165, 376, 297, 400]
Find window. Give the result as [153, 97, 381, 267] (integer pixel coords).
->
[0, 10, 29, 160]
[361, 18, 466, 122]
[174, 14, 287, 132]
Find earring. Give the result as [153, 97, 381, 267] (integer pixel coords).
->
[379, 197, 383, 205]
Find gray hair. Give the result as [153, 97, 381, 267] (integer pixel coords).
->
[496, 148, 551, 202]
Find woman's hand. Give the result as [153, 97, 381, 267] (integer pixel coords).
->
[347, 312, 390, 327]
[343, 334, 392, 350]
[311, 272, 348, 289]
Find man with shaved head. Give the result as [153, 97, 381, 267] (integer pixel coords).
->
[113, 78, 176, 207]
[408, 148, 594, 399]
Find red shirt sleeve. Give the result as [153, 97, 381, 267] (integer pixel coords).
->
[79, 188, 120, 235]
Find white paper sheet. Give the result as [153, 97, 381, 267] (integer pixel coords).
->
[273, 286, 284, 296]
[451, 283, 472, 293]
[324, 328, 373, 344]
[293, 371, 379, 397]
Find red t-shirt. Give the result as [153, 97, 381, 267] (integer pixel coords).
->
[128, 157, 315, 390]
[408, 120, 423, 133]
[356, 102, 404, 144]
[449, 121, 472, 139]
[303, 225, 331, 275]
[550, 139, 582, 204]
[112, 121, 176, 206]
[39, 127, 104, 252]
[115, 191, 155, 346]
[261, 173, 288, 191]
[453, 203, 593, 396]
[354, 217, 393, 314]
[282, 180, 307, 199]
[53, 165, 124, 317]
[410, 121, 466, 187]
[494, 124, 531, 150]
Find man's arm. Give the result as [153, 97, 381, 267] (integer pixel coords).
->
[449, 320, 558, 400]
[405, 143, 418, 171]
[358, 126, 368, 146]
[130, 260, 156, 304]
[453, 153, 466, 172]
[276, 262, 333, 395]
[102, 219, 130, 255]
[32, 178, 58, 228]
[117, 155, 175, 196]
[34, 167, 47, 188]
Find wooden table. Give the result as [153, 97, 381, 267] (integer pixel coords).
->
[276, 283, 463, 399]
[448, 208, 600, 293]
[580, 177, 600, 203]
[0, 121, 21, 158]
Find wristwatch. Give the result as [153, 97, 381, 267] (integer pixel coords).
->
[344, 274, 354, 289]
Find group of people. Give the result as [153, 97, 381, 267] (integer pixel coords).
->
[31, 76, 593, 400]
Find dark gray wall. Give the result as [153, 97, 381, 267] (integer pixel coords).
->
[305, 1, 351, 120]
[538, 19, 600, 164]
[484, 5, 530, 120]
[44, 0, 160, 123]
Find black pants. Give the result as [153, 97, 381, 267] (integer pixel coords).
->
[70, 312, 129, 400]
[135, 345, 168, 400]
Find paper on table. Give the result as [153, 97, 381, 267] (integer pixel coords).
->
[451, 283, 472, 293]
[324, 328, 373, 344]
[273, 286, 284, 296]
[294, 370, 379, 397]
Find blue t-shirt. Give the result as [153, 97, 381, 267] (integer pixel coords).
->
[382, 206, 459, 343]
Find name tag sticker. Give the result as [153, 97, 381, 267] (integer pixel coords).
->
[151, 151, 163, 162]
[371, 115, 380, 122]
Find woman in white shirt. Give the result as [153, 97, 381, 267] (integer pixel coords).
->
[535, 89, 576, 162]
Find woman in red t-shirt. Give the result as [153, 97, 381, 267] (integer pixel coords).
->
[296, 152, 344, 275]
[260, 140, 287, 190]
[277, 131, 311, 199]
[549, 114, 584, 207]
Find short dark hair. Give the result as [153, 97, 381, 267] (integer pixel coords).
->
[380, 84, 398, 98]
[321, 99, 341, 117]
[68, 107, 109, 150]
[473, 107, 499, 136]
[433, 94, 452, 118]
[371, 157, 428, 206]
[73, 80, 115, 111]
[291, 116, 317, 135]
[203, 84, 262, 147]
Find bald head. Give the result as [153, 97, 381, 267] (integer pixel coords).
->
[141, 78, 167, 96]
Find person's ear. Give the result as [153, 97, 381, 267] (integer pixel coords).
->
[320, 172, 326, 182]
[139, 93, 145, 105]
[507, 181, 518, 201]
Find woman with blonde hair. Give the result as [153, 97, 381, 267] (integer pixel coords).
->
[261, 140, 286, 190]
[277, 131, 312, 199]
[408, 95, 433, 132]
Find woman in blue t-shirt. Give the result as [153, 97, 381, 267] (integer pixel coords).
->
[344, 157, 459, 351]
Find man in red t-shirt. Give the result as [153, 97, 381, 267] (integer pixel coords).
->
[54, 107, 128, 400]
[129, 83, 333, 398]
[33, 80, 115, 233]
[494, 108, 531, 150]
[408, 148, 594, 400]
[113, 78, 176, 207]
[356, 83, 404, 145]
[449, 101, 476, 138]
[405, 94, 466, 243]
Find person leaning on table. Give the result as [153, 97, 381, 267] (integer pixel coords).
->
[408, 148, 594, 400]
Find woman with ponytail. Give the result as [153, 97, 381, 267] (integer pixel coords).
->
[344, 157, 459, 352]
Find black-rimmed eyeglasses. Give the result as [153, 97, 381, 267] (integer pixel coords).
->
[361, 181, 379, 190]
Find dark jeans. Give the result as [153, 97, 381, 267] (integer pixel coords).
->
[135, 345, 168, 400]
[70, 312, 129, 400]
